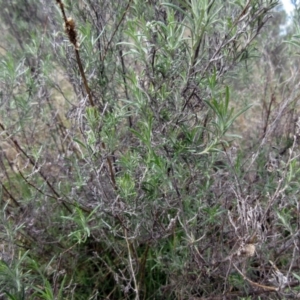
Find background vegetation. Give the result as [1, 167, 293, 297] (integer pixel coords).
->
[0, 0, 300, 299]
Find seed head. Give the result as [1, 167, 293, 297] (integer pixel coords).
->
[64, 17, 79, 49]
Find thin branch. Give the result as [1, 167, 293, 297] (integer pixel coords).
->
[102, 0, 134, 62]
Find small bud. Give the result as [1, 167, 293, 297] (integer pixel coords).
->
[237, 243, 255, 257]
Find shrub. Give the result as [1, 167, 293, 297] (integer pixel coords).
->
[2, 0, 300, 299]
